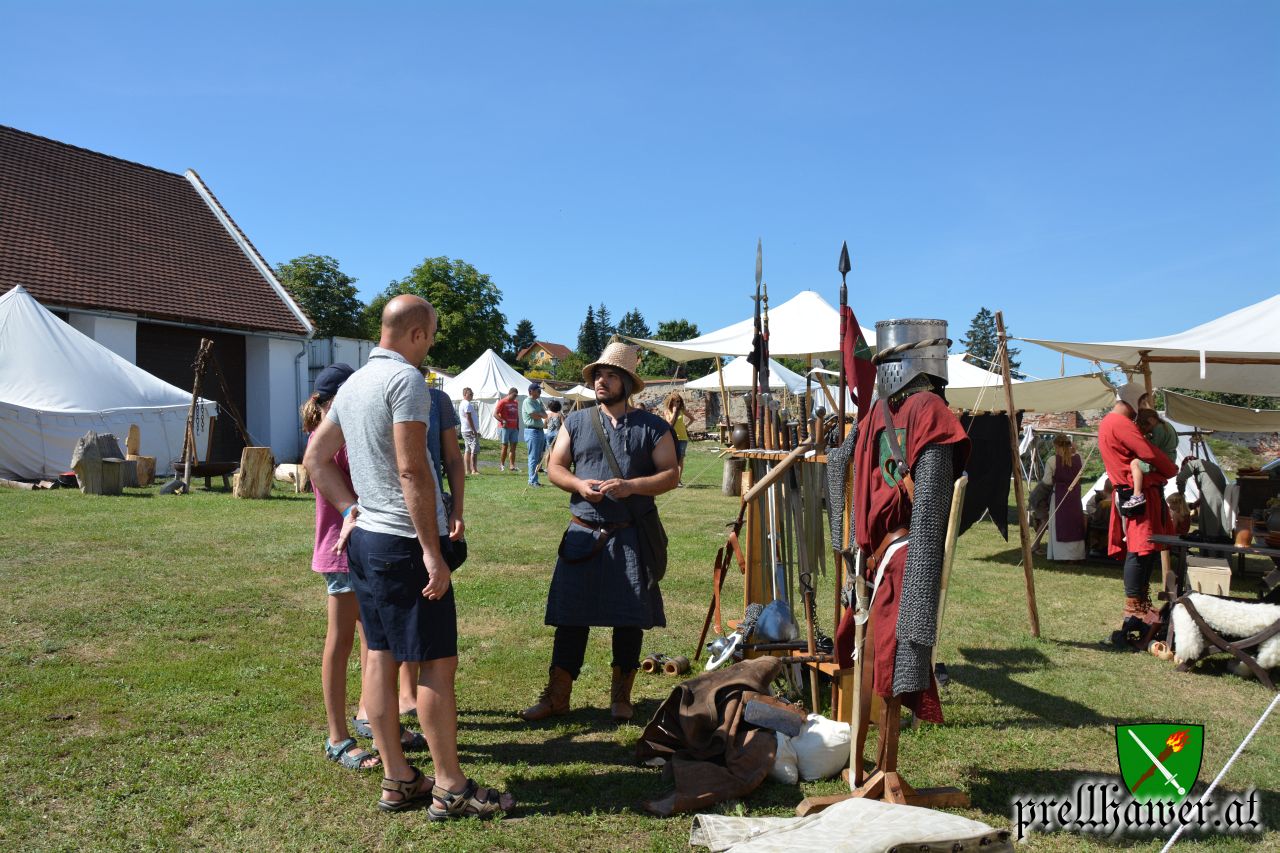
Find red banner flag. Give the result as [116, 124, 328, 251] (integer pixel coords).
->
[841, 306, 875, 424]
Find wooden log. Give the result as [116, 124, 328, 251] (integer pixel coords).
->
[232, 447, 275, 499]
[125, 424, 141, 456]
[128, 455, 156, 487]
[70, 431, 103, 495]
[116, 458, 139, 488]
[99, 459, 124, 496]
[721, 457, 744, 496]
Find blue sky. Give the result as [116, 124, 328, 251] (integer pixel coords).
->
[4, 1, 1277, 378]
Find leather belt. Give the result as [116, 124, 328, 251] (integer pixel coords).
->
[571, 516, 631, 533]
[868, 527, 910, 570]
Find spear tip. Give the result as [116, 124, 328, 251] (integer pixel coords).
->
[755, 239, 763, 288]
[838, 241, 851, 276]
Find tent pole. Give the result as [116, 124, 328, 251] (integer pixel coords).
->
[715, 357, 731, 439]
[1138, 350, 1176, 604]
[995, 311, 1041, 637]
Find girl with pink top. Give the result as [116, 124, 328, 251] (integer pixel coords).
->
[305, 363, 381, 771]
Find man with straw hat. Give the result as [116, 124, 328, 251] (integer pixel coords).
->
[519, 342, 679, 723]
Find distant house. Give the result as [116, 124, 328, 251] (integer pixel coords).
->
[517, 341, 573, 368]
[0, 125, 314, 462]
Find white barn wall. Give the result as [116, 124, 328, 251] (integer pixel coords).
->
[68, 312, 137, 363]
[247, 335, 308, 463]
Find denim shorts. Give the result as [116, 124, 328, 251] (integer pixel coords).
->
[323, 571, 354, 596]
[675, 440, 688, 460]
[347, 528, 458, 662]
[500, 427, 520, 444]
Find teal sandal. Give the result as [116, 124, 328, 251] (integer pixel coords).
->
[324, 737, 381, 771]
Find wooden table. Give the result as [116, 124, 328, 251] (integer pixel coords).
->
[1149, 534, 1280, 578]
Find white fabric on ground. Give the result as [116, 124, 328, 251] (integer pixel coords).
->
[689, 797, 1009, 853]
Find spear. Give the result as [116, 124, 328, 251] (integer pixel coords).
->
[750, 239, 763, 448]
[761, 276, 772, 449]
[837, 242, 850, 442]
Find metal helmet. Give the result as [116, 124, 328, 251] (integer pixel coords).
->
[874, 318, 950, 399]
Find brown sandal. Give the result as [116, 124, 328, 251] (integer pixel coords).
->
[377, 767, 435, 812]
[427, 778, 515, 821]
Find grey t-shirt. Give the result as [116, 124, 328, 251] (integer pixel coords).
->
[327, 347, 448, 538]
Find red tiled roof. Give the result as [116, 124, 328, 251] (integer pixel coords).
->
[519, 341, 573, 361]
[0, 125, 310, 336]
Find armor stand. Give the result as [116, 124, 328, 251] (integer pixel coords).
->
[797, 625, 969, 816]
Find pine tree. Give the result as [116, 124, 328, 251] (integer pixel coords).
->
[595, 303, 615, 341]
[615, 308, 651, 341]
[960, 307, 1019, 374]
[577, 306, 601, 359]
[511, 318, 537, 362]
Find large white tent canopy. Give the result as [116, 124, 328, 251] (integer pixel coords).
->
[441, 349, 558, 440]
[686, 356, 809, 394]
[1022, 293, 1280, 396]
[0, 285, 216, 479]
[622, 290, 874, 362]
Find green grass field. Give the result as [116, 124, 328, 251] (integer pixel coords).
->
[1, 445, 1276, 851]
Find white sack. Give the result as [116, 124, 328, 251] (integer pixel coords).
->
[791, 714, 851, 781]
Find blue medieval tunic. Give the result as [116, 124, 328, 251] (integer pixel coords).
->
[545, 406, 669, 629]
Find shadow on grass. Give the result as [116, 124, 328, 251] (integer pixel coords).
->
[966, 766, 1277, 846]
[985, 547, 1123, 579]
[950, 647, 1169, 730]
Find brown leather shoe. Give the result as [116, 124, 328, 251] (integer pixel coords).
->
[610, 666, 637, 722]
[519, 666, 573, 721]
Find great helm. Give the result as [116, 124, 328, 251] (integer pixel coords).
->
[874, 318, 950, 399]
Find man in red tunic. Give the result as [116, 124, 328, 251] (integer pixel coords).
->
[1097, 382, 1178, 649]
[847, 319, 970, 723]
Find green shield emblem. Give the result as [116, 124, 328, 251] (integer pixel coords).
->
[1115, 724, 1203, 804]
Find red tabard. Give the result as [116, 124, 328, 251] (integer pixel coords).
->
[1097, 411, 1178, 557]
[852, 393, 971, 552]
[844, 392, 969, 723]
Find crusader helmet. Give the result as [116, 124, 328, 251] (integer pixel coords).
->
[874, 318, 950, 399]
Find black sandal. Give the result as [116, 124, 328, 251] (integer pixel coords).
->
[377, 767, 435, 812]
[427, 778, 515, 821]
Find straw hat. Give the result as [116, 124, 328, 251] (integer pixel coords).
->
[583, 342, 645, 392]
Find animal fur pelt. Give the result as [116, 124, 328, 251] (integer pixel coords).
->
[1172, 594, 1280, 669]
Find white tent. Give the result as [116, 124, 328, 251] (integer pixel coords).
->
[622, 290, 875, 361]
[0, 285, 216, 479]
[441, 349, 558, 440]
[1163, 390, 1280, 433]
[945, 354, 1115, 414]
[562, 384, 596, 402]
[1022, 293, 1280, 396]
[686, 356, 809, 394]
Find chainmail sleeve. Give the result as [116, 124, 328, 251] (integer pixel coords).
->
[825, 427, 857, 550]
[892, 442, 953, 696]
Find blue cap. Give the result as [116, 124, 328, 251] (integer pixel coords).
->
[314, 363, 355, 398]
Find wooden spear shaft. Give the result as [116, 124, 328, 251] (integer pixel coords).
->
[995, 311, 1041, 637]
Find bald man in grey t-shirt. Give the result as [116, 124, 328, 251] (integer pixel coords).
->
[305, 295, 511, 817]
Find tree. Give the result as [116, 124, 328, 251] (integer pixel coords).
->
[511, 318, 537, 362]
[275, 254, 363, 338]
[553, 351, 589, 383]
[640, 318, 712, 379]
[361, 256, 507, 372]
[577, 306, 602, 360]
[959, 307, 1020, 375]
[595, 303, 615, 340]
[615, 308, 651, 341]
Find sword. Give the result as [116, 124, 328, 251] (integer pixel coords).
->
[1127, 729, 1186, 796]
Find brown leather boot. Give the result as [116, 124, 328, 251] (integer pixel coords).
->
[519, 666, 573, 721]
[610, 666, 638, 722]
